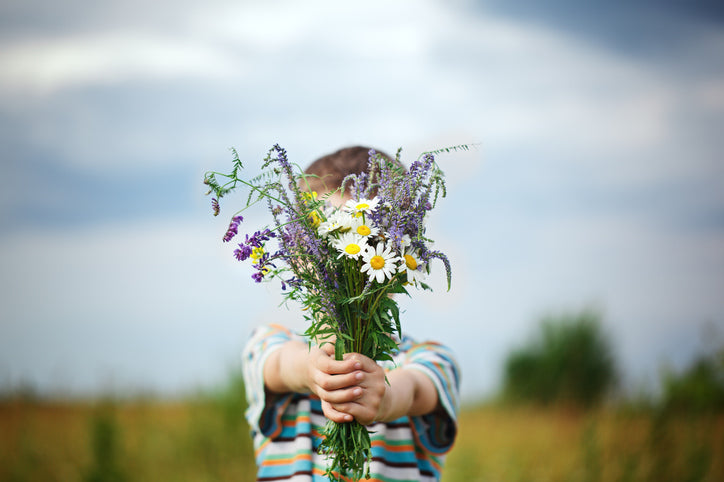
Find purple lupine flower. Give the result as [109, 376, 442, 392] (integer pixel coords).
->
[420, 248, 452, 290]
[234, 244, 252, 261]
[386, 223, 406, 253]
[286, 277, 302, 288]
[211, 198, 220, 216]
[223, 215, 244, 242]
[245, 229, 276, 248]
[265, 144, 298, 194]
[251, 271, 264, 283]
[255, 251, 270, 266]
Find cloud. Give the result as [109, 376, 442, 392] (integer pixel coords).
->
[0, 32, 243, 95]
[2, 0, 721, 187]
[1, 0, 724, 399]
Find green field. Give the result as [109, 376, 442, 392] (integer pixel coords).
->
[2, 395, 722, 482]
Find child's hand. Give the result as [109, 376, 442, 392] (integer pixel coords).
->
[328, 353, 387, 426]
[267, 339, 437, 425]
[306, 343, 368, 424]
[323, 353, 441, 426]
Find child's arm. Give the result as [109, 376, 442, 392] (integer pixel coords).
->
[263, 340, 439, 425]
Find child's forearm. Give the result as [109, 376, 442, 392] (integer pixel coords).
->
[263, 340, 311, 394]
[377, 368, 439, 422]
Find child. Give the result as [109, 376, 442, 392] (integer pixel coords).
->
[242, 146, 460, 482]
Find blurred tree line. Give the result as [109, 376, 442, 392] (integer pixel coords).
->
[661, 347, 724, 412]
[501, 310, 724, 411]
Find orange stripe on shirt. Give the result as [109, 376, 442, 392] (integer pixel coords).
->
[371, 439, 415, 452]
[261, 452, 313, 467]
[311, 466, 394, 482]
[254, 439, 270, 458]
[282, 414, 310, 426]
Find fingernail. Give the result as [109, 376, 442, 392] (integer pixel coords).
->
[354, 362, 362, 369]
[345, 414, 353, 421]
[355, 371, 363, 380]
[354, 388, 362, 396]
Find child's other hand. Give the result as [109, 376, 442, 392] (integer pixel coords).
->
[328, 353, 387, 426]
[306, 343, 367, 423]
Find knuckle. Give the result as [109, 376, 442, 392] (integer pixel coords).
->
[317, 388, 329, 401]
[317, 376, 332, 391]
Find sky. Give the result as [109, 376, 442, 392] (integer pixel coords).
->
[1, 0, 723, 401]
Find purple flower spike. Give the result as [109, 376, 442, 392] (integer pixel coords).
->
[223, 215, 244, 242]
[246, 229, 276, 248]
[234, 244, 252, 261]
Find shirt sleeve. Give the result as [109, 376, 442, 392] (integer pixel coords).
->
[241, 323, 295, 438]
[401, 340, 461, 455]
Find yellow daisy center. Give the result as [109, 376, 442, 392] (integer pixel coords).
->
[345, 244, 361, 255]
[355, 203, 370, 211]
[404, 254, 418, 270]
[370, 255, 385, 270]
[356, 225, 371, 236]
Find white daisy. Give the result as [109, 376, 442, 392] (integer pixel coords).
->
[343, 197, 381, 215]
[385, 231, 411, 249]
[318, 210, 355, 236]
[332, 232, 368, 260]
[350, 217, 380, 238]
[399, 248, 426, 286]
[360, 242, 399, 283]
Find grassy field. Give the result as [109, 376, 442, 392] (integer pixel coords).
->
[1, 396, 723, 482]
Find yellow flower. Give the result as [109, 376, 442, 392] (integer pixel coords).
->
[301, 191, 318, 203]
[308, 210, 322, 228]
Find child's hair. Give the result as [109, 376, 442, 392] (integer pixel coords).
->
[303, 146, 395, 194]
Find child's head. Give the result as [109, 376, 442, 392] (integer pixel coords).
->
[303, 146, 397, 205]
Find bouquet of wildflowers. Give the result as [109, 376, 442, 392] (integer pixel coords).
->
[204, 145, 457, 481]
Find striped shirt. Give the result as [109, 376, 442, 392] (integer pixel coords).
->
[242, 324, 460, 482]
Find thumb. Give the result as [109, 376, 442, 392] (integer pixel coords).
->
[319, 341, 336, 356]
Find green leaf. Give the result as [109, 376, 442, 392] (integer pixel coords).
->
[334, 336, 344, 361]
